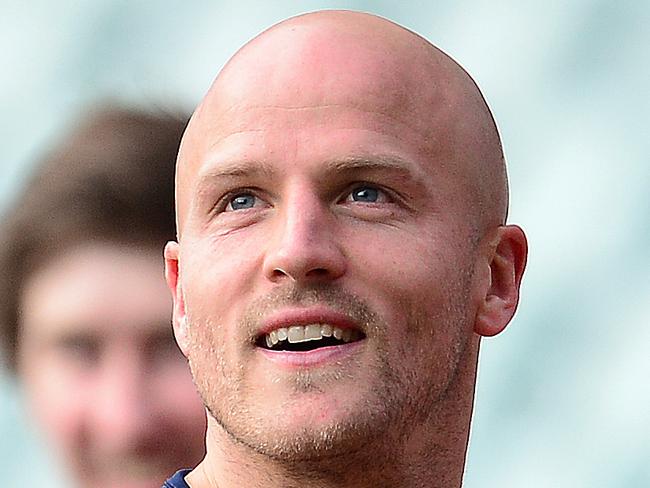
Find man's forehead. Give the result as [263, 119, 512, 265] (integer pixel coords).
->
[181, 15, 460, 173]
[198, 13, 449, 126]
[176, 10, 507, 231]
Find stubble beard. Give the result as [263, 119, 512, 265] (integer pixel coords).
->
[185, 278, 472, 467]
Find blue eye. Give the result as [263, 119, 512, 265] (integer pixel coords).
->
[228, 193, 257, 211]
[351, 186, 380, 202]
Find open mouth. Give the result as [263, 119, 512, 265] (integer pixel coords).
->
[256, 324, 365, 352]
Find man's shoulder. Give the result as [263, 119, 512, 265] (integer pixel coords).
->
[162, 469, 192, 488]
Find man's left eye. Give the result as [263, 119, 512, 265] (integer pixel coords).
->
[346, 185, 389, 203]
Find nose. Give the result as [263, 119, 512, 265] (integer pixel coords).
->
[262, 187, 346, 284]
[90, 351, 154, 450]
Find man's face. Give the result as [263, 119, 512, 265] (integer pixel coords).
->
[172, 33, 486, 458]
[18, 244, 206, 488]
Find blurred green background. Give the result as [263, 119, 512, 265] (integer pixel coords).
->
[1, 1, 648, 486]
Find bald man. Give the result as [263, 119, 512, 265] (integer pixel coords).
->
[162, 10, 527, 488]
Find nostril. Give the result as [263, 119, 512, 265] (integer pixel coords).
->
[307, 268, 329, 277]
[265, 242, 347, 282]
[273, 267, 297, 281]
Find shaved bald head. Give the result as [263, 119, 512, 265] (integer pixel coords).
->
[177, 10, 507, 236]
[165, 11, 526, 488]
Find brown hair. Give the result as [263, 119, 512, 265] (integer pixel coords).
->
[0, 105, 186, 370]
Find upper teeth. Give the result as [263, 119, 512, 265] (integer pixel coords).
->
[265, 324, 358, 348]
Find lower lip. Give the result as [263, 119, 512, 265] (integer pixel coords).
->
[257, 340, 365, 367]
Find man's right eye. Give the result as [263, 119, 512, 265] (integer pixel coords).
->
[226, 193, 259, 211]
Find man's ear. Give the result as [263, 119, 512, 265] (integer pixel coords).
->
[164, 241, 191, 356]
[474, 225, 528, 337]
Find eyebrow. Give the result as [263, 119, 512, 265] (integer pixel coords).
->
[193, 153, 428, 198]
[326, 155, 426, 183]
[196, 159, 277, 181]
[192, 160, 276, 203]
[197, 155, 423, 180]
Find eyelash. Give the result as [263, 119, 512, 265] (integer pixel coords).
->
[340, 182, 393, 204]
[211, 187, 266, 214]
[212, 182, 398, 216]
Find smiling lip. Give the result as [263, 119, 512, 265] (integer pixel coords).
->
[258, 306, 362, 336]
[255, 306, 365, 367]
[259, 340, 364, 367]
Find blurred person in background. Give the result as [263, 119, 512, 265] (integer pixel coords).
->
[0, 106, 206, 488]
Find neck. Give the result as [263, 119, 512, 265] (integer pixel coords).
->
[188, 338, 480, 488]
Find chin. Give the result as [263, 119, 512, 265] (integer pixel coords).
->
[75, 463, 173, 488]
[212, 391, 394, 463]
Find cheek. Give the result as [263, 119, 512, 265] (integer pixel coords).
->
[347, 228, 444, 302]
[22, 357, 90, 453]
[150, 361, 206, 428]
[181, 235, 263, 325]
[144, 360, 207, 460]
[347, 227, 473, 340]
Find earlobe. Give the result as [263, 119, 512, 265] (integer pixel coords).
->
[474, 225, 528, 337]
[164, 241, 191, 356]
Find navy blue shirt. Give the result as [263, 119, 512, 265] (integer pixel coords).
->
[162, 469, 192, 488]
